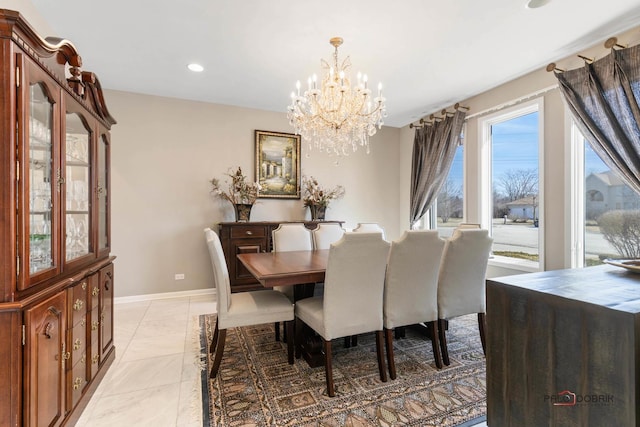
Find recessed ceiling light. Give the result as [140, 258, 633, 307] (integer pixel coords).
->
[526, 0, 551, 8]
[187, 63, 204, 72]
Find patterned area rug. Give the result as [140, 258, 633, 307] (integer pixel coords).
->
[199, 314, 486, 426]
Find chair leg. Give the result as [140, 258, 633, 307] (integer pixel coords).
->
[285, 320, 294, 364]
[384, 328, 397, 380]
[209, 317, 220, 354]
[274, 321, 280, 341]
[429, 320, 443, 369]
[323, 339, 335, 397]
[375, 330, 388, 383]
[438, 319, 451, 366]
[478, 312, 487, 356]
[210, 329, 227, 378]
[295, 317, 303, 359]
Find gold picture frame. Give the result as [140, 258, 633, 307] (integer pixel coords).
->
[255, 130, 301, 199]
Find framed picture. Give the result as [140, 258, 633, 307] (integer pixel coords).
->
[255, 130, 301, 199]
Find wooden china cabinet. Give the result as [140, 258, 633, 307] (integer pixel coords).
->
[0, 9, 116, 426]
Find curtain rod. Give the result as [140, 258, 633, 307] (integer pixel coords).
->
[547, 36, 632, 73]
[464, 84, 558, 121]
[409, 103, 470, 128]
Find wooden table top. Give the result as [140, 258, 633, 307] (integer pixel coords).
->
[237, 250, 329, 288]
[487, 264, 640, 313]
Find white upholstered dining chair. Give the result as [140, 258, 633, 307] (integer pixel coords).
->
[383, 230, 445, 377]
[352, 222, 386, 239]
[271, 223, 314, 341]
[311, 223, 345, 250]
[204, 228, 294, 378]
[437, 228, 493, 366]
[295, 232, 391, 397]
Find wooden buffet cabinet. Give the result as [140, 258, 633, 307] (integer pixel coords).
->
[0, 10, 116, 426]
[218, 221, 343, 292]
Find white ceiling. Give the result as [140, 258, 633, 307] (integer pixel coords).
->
[29, 0, 640, 128]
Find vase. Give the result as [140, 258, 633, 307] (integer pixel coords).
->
[234, 203, 253, 222]
[309, 204, 326, 221]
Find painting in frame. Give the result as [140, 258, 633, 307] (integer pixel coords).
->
[255, 130, 301, 199]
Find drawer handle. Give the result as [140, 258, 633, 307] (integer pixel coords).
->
[92, 287, 100, 296]
[92, 354, 100, 364]
[80, 318, 86, 327]
[245, 231, 253, 235]
[74, 338, 82, 350]
[73, 377, 82, 390]
[81, 353, 86, 364]
[92, 321, 99, 331]
[73, 299, 84, 311]
[81, 281, 87, 291]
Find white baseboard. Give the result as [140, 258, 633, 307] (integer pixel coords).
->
[115, 288, 215, 304]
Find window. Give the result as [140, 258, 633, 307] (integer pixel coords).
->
[479, 99, 543, 270]
[434, 143, 464, 238]
[572, 126, 640, 266]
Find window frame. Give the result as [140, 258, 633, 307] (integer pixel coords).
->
[478, 97, 544, 272]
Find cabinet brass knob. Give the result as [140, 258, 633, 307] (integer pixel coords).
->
[80, 318, 86, 327]
[73, 377, 82, 390]
[63, 351, 71, 360]
[92, 354, 100, 364]
[81, 281, 87, 290]
[73, 299, 84, 311]
[92, 287, 100, 296]
[245, 231, 253, 235]
[92, 321, 99, 331]
[73, 338, 82, 350]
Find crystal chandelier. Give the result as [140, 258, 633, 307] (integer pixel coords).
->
[287, 37, 387, 155]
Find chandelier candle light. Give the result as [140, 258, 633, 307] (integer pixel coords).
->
[287, 37, 387, 156]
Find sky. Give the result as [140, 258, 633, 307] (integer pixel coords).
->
[443, 111, 610, 195]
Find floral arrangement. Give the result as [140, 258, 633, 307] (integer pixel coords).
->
[210, 166, 260, 205]
[302, 175, 345, 207]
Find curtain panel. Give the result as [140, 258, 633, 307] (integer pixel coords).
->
[410, 110, 466, 228]
[555, 44, 640, 194]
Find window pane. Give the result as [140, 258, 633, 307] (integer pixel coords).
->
[491, 111, 539, 264]
[584, 143, 640, 264]
[436, 144, 463, 238]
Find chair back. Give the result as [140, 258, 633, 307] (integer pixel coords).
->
[438, 228, 493, 319]
[272, 223, 313, 252]
[352, 222, 386, 239]
[311, 223, 345, 250]
[322, 232, 390, 339]
[456, 223, 481, 230]
[384, 230, 445, 329]
[204, 228, 231, 316]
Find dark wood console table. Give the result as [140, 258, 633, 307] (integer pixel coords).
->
[486, 265, 640, 426]
[218, 221, 343, 293]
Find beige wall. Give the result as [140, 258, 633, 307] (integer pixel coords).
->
[107, 91, 401, 297]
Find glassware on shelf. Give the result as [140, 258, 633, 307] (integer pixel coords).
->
[29, 217, 51, 273]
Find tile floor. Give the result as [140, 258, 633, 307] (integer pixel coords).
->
[74, 293, 216, 427]
[74, 293, 488, 427]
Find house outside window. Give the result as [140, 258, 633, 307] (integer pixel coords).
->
[572, 127, 640, 266]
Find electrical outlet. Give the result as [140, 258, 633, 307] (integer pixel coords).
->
[174, 273, 185, 280]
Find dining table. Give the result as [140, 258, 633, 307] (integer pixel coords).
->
[237, 249, 330, 367]
[236, 249, 329, 288]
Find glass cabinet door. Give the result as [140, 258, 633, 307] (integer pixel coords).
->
[28, 83, 55, 276]
[64, 113, 92, 263]
[97, 134, 110, 254]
